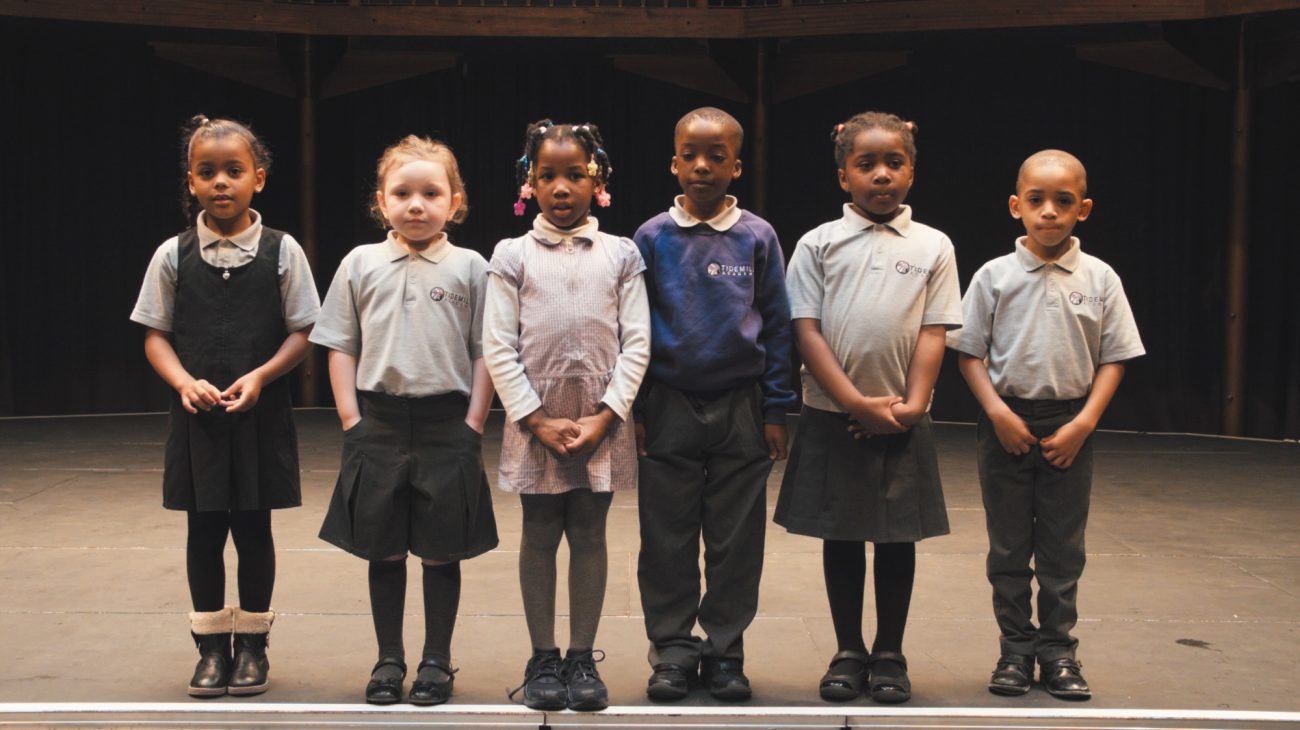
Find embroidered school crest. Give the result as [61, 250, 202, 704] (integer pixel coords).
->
[1069, 291, 1084, 305]
[430, 287, 470, 309]
[894, 260, 931, 277]
[707, 262, 754, 277]
[895, 260, 912, 274]
[707, 262, 721, 276]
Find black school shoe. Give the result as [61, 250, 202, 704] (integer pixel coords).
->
[987, 654, 1034, 696]
[647, 662, 697, 701]
[701, 657, 752, 701]
[364, 656, 406, 705]
[409, 656, 456, 706]
[561, 649, 609, 711]
[508, 648, 567, 711]
[1040, 658, 1091, 700]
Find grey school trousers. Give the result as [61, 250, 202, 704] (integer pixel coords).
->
[637, 382, 773, 667]
[978, 397, 1093, 663]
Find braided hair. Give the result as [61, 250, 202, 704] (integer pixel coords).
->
[178, 114, 271, 225]
[513, 119, 614, 215]
[830, 111, 917, 169]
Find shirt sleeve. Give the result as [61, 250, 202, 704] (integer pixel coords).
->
[785, 233, 824, 321]
[309, 252, 362, 355]
[130, 237, 180, 331]
[483, 241, 543, 422]
[277, 234, 322, 332]
[468, 252, 488, 361]
[922, 236, 964, 329]
[946, 264, 994, 358]
[599, 242, 650, 421]
[1099, 268, 1146, 364]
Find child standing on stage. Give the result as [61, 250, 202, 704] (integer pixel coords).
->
[633, 107, 794, 702]
[131, 115, 320, 698]
[948, 150, 1143, 701]
[485, 119, 650, 712]
[314, 136, 499, 706]
[775, 111, 962, 704]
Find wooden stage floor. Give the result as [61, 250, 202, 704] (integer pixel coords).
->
[1, 410, 1297, 728]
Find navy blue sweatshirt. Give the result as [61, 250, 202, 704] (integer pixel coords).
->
[633, 209, 796, 424]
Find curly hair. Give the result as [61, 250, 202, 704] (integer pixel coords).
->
[831, 111, 917, 169]
[178, 114, 271, 225]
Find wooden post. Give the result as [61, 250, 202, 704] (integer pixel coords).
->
[1223, 17, 1250, 435]
[752, 38, 770, 217]
[298, 36, 320, 407]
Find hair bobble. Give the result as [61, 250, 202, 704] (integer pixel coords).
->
[587, 159, 598, 177]
[596, 188, 611, 207]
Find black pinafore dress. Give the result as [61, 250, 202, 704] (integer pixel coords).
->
[162, 227, 302, 512]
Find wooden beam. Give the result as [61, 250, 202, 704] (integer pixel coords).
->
[1075, 39, 1228, 89]
[4, 0, 1300, 38]
[321, 50, 460, 99]
[772, 50, 908, 103]
[611, 54, 748, 101]
[148, 42, 296, 97]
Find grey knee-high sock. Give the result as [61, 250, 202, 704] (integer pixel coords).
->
[421, 562, 461, 662]
[369, 559, 407, 660]
[565, 490, 613, 652]
[519, 495, 565, 651]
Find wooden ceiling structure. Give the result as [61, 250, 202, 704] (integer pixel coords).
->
[5, 0, 1300, 431]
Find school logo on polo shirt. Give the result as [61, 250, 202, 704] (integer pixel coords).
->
[707, 261, 754, 277]
[895, 260, 931, 277]
[1069, 291, 1104, 306]
[429, 287, 470, 309]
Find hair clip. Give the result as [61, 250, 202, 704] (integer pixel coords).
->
[595, 188, 611, 207]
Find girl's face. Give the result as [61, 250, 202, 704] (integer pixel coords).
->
[188, 135, 265, 235]
[838, 127, 914, 222]
[376, 158, 462, 249]
[534, 138, 597, 230]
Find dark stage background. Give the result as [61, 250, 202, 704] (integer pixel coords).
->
[2, 16, 1297, 439]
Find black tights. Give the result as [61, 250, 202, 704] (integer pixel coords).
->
[187, 510, 275, 613]
[822, 540, 916, 655]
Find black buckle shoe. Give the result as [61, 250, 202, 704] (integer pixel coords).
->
[561, 649, 608, 711]
[228, 633, 270, 696]
[701, 657, 751, 701]
[364, 656, 406, 705]
[647, 661, 696, 701]
[987, 654, 1033, 696]
[868, 651, 911, 704]
[410, 656, 456, 706]
[188, 632, 232, 698]
[819, 649, 870, 701]
[1041, 658, 1091, 700]
[508, 648, 567, 711]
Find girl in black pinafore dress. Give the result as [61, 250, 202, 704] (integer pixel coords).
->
[131, 116, 319, 698]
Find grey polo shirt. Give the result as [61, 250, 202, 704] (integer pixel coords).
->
[130, 210, 320, 333]
[786, 204, 963, 412]
[946, 237, 1145, 400]
[310, 232, 487, 398]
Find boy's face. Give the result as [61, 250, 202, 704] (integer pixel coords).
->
[671, 118, 742, 220]
[1009, 161, 1093, 259]
[839, 128, 914, 221]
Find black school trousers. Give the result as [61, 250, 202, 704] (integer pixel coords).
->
[978, 396, 1093, 663]
[637, 382, 773, 667]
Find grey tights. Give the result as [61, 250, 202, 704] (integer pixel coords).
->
[519, 490, 613, 652]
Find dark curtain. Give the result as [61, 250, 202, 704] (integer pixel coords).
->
[2, 17, 1297, 439]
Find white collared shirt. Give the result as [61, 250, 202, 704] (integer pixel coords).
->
[310, 231, 488, 397]
[667, 195, 742, 231]
[947, 237, 1145, 400]
[786, 204, 963, 410]
[130, 209, 320, 333]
